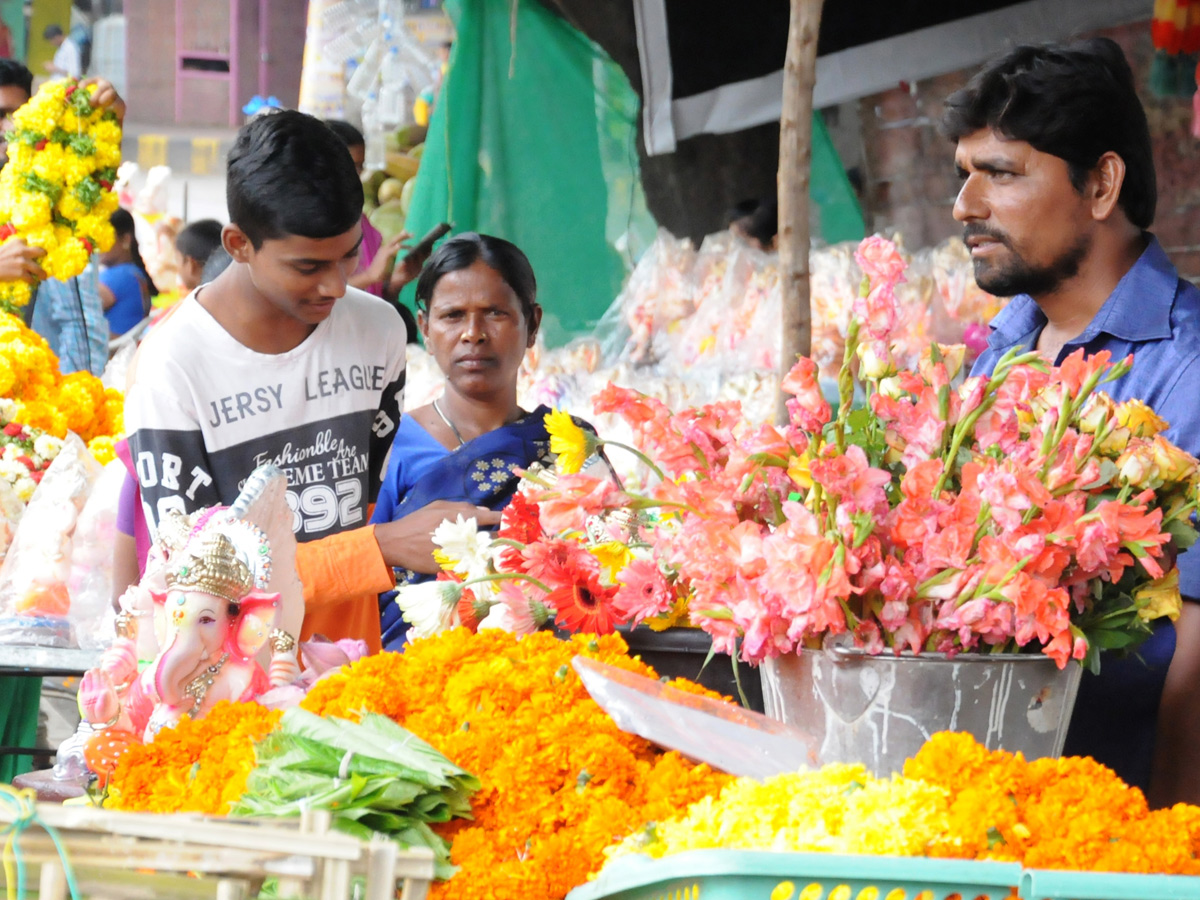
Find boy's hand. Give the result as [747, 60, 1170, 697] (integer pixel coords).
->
[0, 239, 47, 283]
[81, 77, 126, 123]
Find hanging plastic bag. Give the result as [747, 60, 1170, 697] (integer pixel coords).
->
[0, 434, 101, 647]
[67, 459, 126, 650]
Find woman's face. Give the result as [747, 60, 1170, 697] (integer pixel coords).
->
[419, 259, 539, 400]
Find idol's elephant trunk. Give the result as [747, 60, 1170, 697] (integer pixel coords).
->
[154, 630, 206, 708]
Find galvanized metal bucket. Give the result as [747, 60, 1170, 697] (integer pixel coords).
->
[759, 640, 1083, 777]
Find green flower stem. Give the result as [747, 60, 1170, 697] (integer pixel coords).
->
[835, 319, 861, 454]
[598, 439, 667, 482]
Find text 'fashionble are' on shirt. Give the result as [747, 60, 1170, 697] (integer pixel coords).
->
[124, 286, 408, 542]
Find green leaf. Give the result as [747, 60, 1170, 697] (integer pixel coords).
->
[1165, 517, 1199, 551]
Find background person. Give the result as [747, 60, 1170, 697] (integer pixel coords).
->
[947, 38, 1200, 807]
[43, 24, 82, 79]
[98, 208, 154, 337]
[174, 218, 224, 293]
[371, 233, 582, 649]
[324, 118, 424, 341]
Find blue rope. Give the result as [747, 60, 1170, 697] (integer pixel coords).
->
[0, 786, 81, 900]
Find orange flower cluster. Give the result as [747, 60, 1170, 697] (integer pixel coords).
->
[905, 732, 1200, 874]
[302, 629, 732, 900]
[105, 701, 281, 815]
[0, 312, 123, 445]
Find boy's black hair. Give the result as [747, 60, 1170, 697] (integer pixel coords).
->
[414, 232, 538, 324]
[226, 109, 363, 249]
[175, 218, 224, 265]
[942, 37, 1156, 229]
[43, 23, 64, 40]
[0, 59, 33, 97]
[324, 119, 365, 149]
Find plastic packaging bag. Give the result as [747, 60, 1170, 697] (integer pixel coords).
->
[0, 434, 101, 647]
[68, 459, 126, 650]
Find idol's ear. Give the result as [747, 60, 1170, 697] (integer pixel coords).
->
[224, 590, 281, 661]
[150, 589, 169, 607]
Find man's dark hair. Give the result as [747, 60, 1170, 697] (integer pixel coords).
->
[324, 119, 364, 149]
[226, 109, 363, 248]
[43, 23, 64, 40]
[726, 196, 778, 248]
[0, 59, 33, 97]
[175, 218, 224, 265]
[415, 232, 538, 324]
[942, 37, 1155, 229]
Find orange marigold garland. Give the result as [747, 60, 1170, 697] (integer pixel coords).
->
[105, 701, 280, 815]
[301, 629, 732, 900]
[904, 732, 1200, 875]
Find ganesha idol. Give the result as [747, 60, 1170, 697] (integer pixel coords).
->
[74, 466, 304, 777]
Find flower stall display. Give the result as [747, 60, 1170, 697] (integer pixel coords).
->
[0, 78, 121, 313]
[104, 629, 732, 900]
[601, 731, 1200, 876]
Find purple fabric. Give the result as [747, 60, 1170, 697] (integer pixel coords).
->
[357, 215, 385, 297]
[114, 438, 151, 574]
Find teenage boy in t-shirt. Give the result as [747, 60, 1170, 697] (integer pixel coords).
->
[125, 110, 492, 651]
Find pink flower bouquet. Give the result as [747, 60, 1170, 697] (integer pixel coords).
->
[415, 236, 1199, 672]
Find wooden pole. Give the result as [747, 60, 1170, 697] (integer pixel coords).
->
[776, 0, 825, 425]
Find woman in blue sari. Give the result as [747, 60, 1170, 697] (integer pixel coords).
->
[372, 232, 556, 649]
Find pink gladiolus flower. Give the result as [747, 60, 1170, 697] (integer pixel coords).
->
[854, 235, 907, 287]
[855, 283, 898, 341]
[809, 444, 891, 519]
[781, 357, 831, 433]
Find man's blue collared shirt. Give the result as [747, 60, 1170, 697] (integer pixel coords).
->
[972, 236, 1200, 599]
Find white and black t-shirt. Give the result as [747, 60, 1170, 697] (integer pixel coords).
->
[125, 288, 407, 542]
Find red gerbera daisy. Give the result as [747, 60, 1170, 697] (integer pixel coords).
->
[498, 492, 543, 544]
[550, 574, 619, 635]
[455, 588, 490, 633]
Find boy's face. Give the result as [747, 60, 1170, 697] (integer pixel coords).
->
[225, 223, 363, 326]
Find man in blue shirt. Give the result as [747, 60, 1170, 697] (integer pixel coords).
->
[946, 38, 1200, 807]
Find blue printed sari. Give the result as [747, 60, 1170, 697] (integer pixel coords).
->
[373, 405, 553, 650]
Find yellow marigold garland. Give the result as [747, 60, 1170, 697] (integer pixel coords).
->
[300, 629, 732, 900]
[0, 78, 121, 313]
[604, 731, 1200, 878]
[105, 701, 281, 815]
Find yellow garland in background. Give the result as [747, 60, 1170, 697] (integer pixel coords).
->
[0, 79, 121, 313]
[0, 313, 123, 451]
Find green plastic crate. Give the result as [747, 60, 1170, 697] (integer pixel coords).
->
[568, 850, 1024, 900]
[569, 852, 1200, 900]
[1021, 868, 1200, 900]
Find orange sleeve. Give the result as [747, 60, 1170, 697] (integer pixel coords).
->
[295, 525, 395, 654]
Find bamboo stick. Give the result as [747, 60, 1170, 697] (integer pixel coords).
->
[776, 0, 826, 424]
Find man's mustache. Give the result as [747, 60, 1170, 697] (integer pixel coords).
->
[962, 224, 1012, 250]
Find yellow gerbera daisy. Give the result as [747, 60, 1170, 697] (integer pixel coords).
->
[545, 408, 596, 475]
